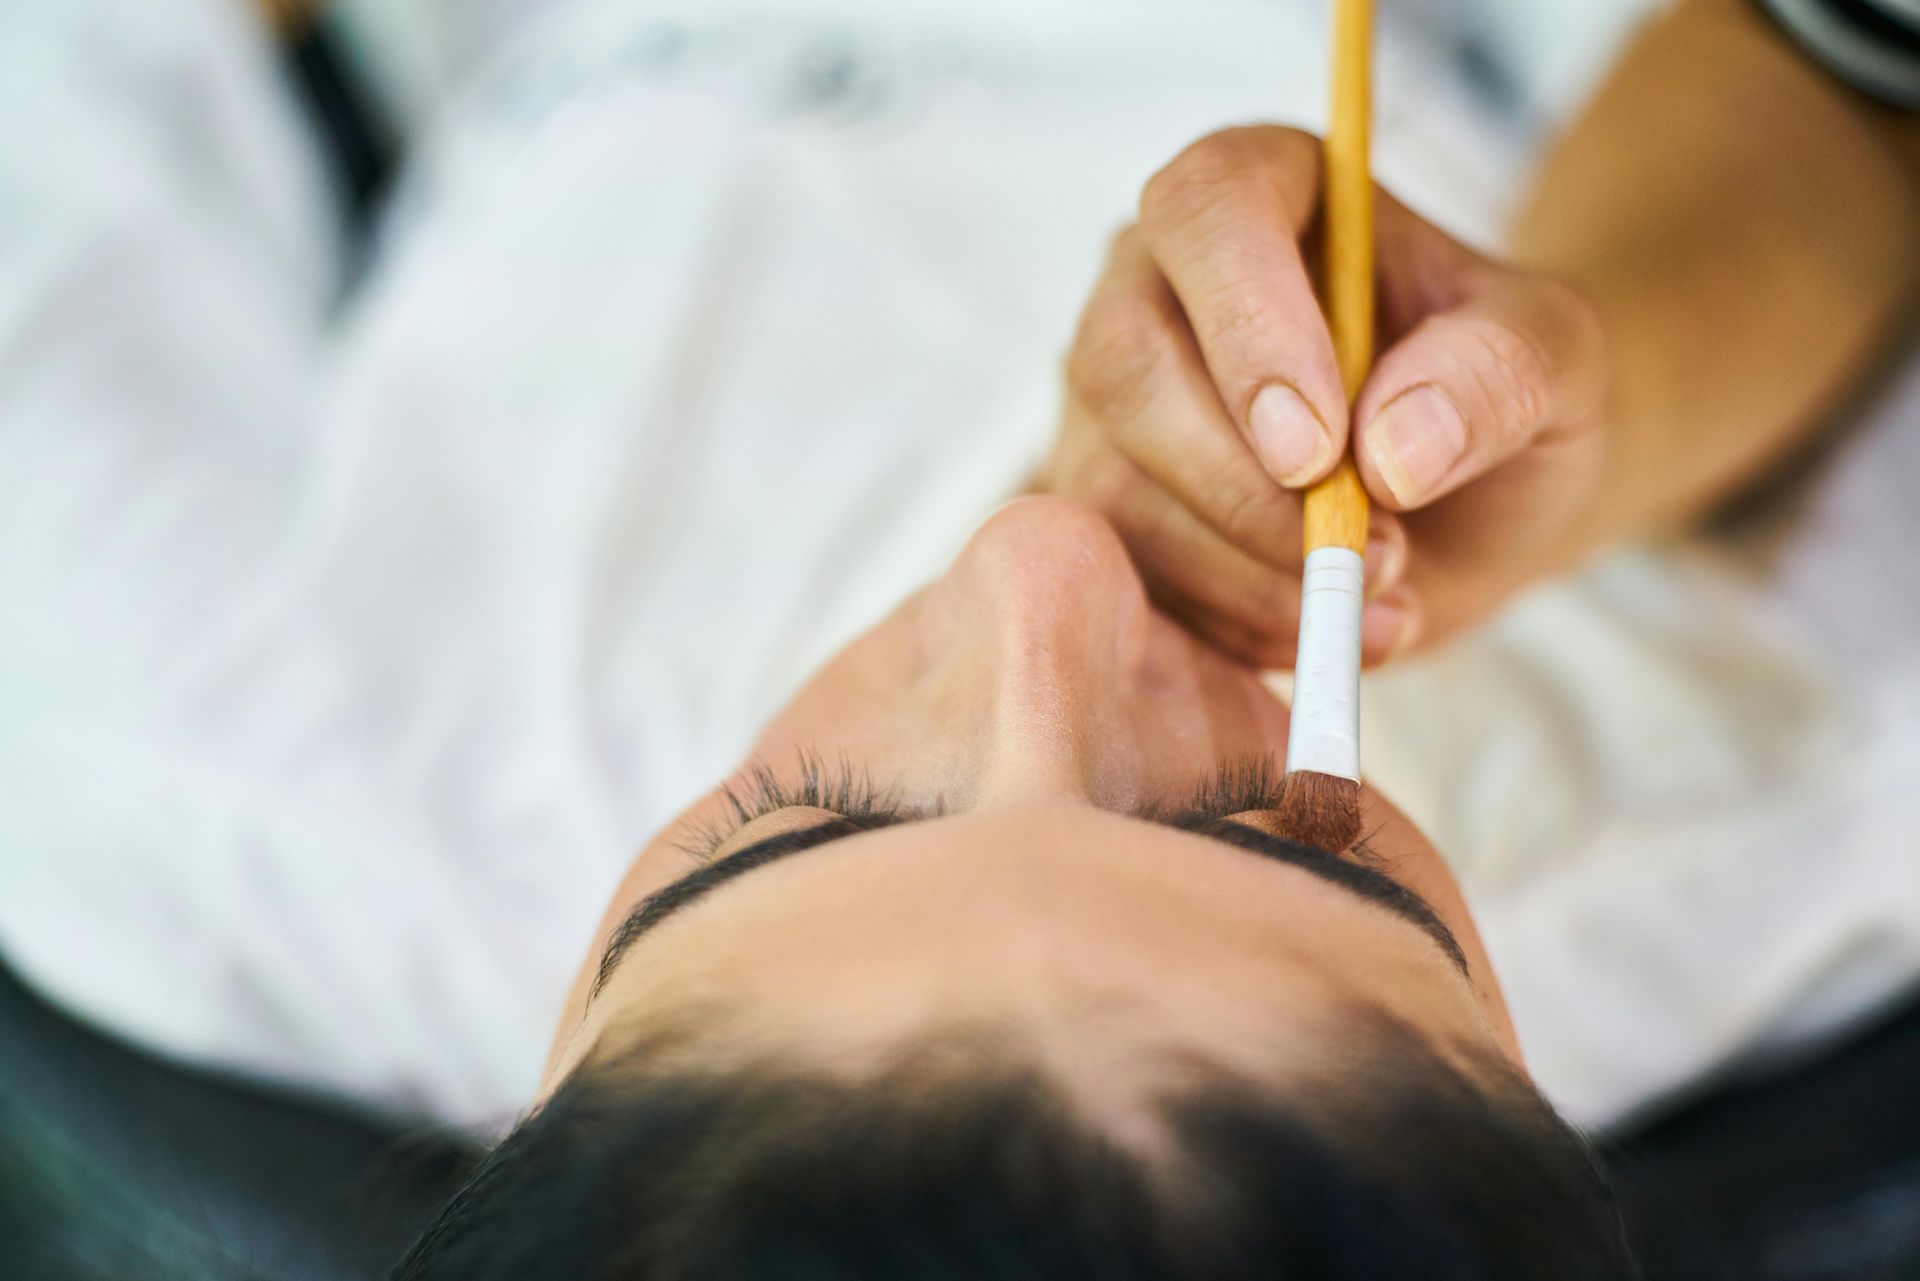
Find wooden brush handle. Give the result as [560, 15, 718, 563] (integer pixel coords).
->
[1301, 0, 1374, 558]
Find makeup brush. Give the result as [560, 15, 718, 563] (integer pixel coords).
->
[1275, 0, 1375, 853]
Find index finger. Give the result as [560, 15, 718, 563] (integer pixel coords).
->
[1138, 127, 1349, 490]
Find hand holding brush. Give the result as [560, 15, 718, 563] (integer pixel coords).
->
[1046, 70, 1607, 682]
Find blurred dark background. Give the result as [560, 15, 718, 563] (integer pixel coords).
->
[8, 944, 1920, 1280]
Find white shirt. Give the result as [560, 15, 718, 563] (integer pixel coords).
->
[4, 0, 1912, 1133]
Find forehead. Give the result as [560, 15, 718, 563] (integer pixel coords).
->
[582, 803, 1469, 1064]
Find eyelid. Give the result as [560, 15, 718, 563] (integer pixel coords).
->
[1222, 809, 1394, 873]
[1216, 810, 1303, 842]
[704, 805, 845, 862]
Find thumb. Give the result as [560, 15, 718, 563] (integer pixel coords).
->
[1352, 272, 1603, 512]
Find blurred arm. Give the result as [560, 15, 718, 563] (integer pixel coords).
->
[1512, 0, 1920, 559]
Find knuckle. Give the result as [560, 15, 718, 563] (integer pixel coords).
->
[1144, 128, 1320, 219]
[1071, 446, 1149, 522]
[1540, 275, 1601, 346]
[1538, 277, 1608, 413]
[1459, 315, 1554, 446]
[1039, 413, 1094, 496]
[1142, 127, 1322, 238]
[1066, 289, 1171, 426]
[1260, 124, 1317, 150]
[1141, 131, 1253, 229]
[1218, 564, 1299, 641]
[1206, 291, 1283, 353]
[1198, 613, 1289, 670]
[1254, 126, 1323, 209]
[1202, 460, 1291, 551]
[1245, 635, 1299, 670]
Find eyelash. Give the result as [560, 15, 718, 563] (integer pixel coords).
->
[679, 751, 1377, 863]
[1160, 754, 1289, 820]
[677, 751, 915, 859]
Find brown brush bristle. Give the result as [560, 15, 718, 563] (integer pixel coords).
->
[1273, 771, 1364, 852]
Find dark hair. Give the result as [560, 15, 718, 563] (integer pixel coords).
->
[394, 1022, 1637, 1280]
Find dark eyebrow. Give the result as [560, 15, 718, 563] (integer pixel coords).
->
[1170, 817, 1470, 976]
[589, 811, 1469, 1003]
[590, 817, 892, 999]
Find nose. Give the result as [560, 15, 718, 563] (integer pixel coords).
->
[920, 497, 1154, 800]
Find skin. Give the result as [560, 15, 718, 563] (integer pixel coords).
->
[1046, 0, 1920, 668]
[540, 0, 1920, 1111]
[540, 498, 1521, 1102]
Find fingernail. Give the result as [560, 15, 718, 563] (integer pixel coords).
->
[1362, 532, 1404, 598]
[1248, 383, 1333, 487]
[1362, 597, 1419, 660]
[1364, 386, 1467, 505]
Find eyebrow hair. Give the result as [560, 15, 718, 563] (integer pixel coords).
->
[589, 811, 1469, 1002]
[591, 817, 892, 999]
[1172, 817, 1470, 975]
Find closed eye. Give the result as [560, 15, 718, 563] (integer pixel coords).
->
[588, 785, 1467, 1005]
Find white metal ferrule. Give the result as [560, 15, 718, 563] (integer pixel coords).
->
[1284, 546, 1364, 782]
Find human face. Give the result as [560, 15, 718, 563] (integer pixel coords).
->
[540, 497, 1521, 1096]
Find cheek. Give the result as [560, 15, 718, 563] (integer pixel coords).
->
[745, 661, 971, 800]
[748, 607, 938, 756]
[1135, 618, 1294, 767]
